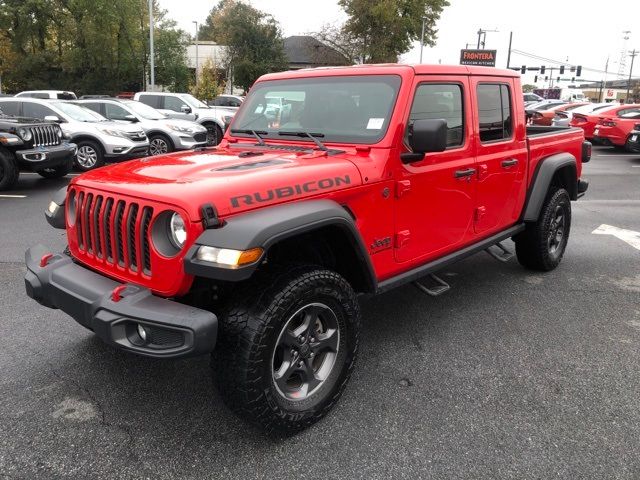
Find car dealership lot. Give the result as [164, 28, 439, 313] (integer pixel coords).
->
[1, 147, 639, 479]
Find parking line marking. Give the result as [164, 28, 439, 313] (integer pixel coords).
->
[593, 224, 640, 251]
[21, 172, 80, 176]
[596, 154, 640, 157]
[0, 194, 27, 198]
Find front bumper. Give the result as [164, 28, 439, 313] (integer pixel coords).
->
[24, 244, 217, 359]
[103, 138, 150, 160]
[173, 131, 208, 150]
[16, 142, 77, 171]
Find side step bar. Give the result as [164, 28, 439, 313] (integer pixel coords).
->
[485, 242, 514, 262]
[414, 274, 451, 296]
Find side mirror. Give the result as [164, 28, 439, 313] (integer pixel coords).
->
[124, 114, 138, 122]
[44, 115, 62, 123]
[401, 119, 448, 163]
[181, 105, 192, 114]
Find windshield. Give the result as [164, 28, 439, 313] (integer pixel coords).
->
[178, 94, 209, 109]
[231, 75, 402, 144]
[53, 101, 107, 122]
[123, 100, 166, 120]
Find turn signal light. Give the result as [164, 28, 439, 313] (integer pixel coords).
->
[196, 246, 263, 268]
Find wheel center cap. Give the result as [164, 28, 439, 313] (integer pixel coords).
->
[299, 344, 311, 358]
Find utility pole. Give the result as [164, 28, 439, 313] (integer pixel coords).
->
[419, 17, 426, 63]
[476, 28, 499, 49]
[148, 0, 155, 90]
[506, 31, 513, 69]
[626, 49, 637, 103]
[193, 21, 199, 85]
[599, 56, 610, 102]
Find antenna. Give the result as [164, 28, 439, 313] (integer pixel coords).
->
[617, 30, 631, 79]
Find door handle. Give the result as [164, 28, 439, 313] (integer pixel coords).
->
[501, 159, 518, 168]
[454, 168, 476, 178]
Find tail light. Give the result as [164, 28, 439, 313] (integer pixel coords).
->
[571, 115, 587, 124]
[532, 112, 543, 119]
[556, 112, 568, 119]
[600, 119, 616, 127]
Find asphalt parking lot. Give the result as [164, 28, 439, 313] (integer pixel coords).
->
[1, 147, 639, 479]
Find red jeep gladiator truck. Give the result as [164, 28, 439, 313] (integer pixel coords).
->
[25, 64, 590, 432]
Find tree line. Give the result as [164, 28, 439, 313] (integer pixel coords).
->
[0, 0, 448, 96]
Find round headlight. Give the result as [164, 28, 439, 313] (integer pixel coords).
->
[169, 212, 187, 249]
[18, 128, 32, 141]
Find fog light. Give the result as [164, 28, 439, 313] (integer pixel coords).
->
[47, 201, 59, 215]
[137, 324, 148, 343]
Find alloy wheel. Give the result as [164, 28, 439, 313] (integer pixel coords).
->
[272, 303, 340, 401]
[77, 146, 98, 168]
[547, 205, 565, 255]
[149, 138, 169, 155]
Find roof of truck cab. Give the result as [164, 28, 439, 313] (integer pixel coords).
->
[258, 64, 519, 81]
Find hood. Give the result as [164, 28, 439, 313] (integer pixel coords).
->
[74, 145, 363, 220]
[162, 118, 206, 131]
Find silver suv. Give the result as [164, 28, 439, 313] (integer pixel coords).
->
[134, 92, 236, 146]
[0, 98, 148, 171]
[76, 98, 207, 155]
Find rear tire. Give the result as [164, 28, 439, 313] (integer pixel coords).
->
[0, 148, 19, 191]
[37, 157, 73, 178]
[74, 140, 104, 171]
[214, 264, 360, 433]
[515, 187, 571, 271]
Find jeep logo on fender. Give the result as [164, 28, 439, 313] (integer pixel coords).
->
[230, 175, 351, 208]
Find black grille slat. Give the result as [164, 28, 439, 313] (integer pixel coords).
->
[103, 198, 114, 262]
[114, 201, 125, 266]
[141, 207, 153, 275]
[83, 194, 93, 253]
[93, 196, 103, 258]
[127, 204, 139, 271]
[76, 192, 85, 249]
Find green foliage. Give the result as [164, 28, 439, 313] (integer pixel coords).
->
[0, 0, 190, 94]
[191, 58, 222, 101]
[337, 0, 450, 63]
[522, 84, 537, 93]
[200, 0, 287, 91]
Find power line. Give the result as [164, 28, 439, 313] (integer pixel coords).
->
[511, 49, 612, 75]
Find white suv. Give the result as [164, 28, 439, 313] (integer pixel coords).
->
[0, 98, 148, 171]
[134, 92, 236, 145]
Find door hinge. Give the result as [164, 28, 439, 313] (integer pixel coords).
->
[395, 230, 410, 248]
[395, 180, 411, 198]
[475, 206, 486, 222]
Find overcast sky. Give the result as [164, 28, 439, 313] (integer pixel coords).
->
[160, 0, 640, 85]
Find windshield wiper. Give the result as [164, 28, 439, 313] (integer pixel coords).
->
[278, 131, 327, 151]
[230, 129, 268, 146]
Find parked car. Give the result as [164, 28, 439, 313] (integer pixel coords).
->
[0, 98, 148, 171]
[523, 92, 543, 103]
[552, 102, 617, 127]
[134, 92, 235, 145]
[593, 109, 640, 150]
[16, 90, 77, 100]
[570, 103, 640, 141]
[79, 95, 111, 100]
[0, 113, 76, 190]
[209, 94, 244, 108]
[28, 64, 590, 433]
[529, 102, 589, 126]
[626, 124, 640, 152]
[77, 98, 208, 155]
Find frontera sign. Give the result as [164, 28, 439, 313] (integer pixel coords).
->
[460, 49, 497, 67]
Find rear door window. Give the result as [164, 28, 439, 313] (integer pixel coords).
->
[0, 101, 22, 116]
[138, 94, 162, 109]
[477, 84, 513, 142]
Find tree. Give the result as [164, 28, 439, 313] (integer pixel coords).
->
[154, 19, 191, 92]
[199, 0, 287, 91]
[336, 0, 449, 63]
[191, 58, 223, 101]
[522, 84, 537, 93]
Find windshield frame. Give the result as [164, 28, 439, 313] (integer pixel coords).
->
[229, 74, 403, 146]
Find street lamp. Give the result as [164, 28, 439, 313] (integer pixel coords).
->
[193, 21, 199, 85]
[419, 17, 426, 63]
[148, 0, 155, 90]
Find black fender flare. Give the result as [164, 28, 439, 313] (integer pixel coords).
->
[183, 199, 376, 291]
[522, 153, 577, 222]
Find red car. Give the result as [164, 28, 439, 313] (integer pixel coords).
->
[25, 64, 590, 432]
[530, 102, 588, 126]
[593, 110, 640, 150]
[570, 104, 640, 141]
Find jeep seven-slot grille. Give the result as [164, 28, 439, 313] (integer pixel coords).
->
[75, 193, 153, 276]
[28, 124, 62, 147]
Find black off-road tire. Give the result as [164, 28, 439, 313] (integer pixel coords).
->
[213, 264, 360, 433]
[0, 148, 19, 191]
[515, 187, 571, 271]
[37, 157, 73, 178]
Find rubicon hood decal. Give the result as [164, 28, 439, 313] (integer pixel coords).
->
[231, 175, 352, 208]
